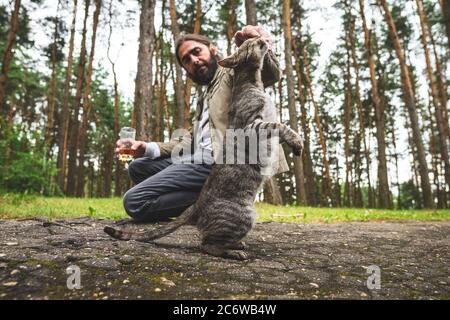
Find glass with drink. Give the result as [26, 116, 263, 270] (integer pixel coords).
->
[118, 127, 136, 164]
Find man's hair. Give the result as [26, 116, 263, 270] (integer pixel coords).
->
[175, 34, 213, 66]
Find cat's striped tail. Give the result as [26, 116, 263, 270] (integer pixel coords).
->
[104, 205, 196, 242]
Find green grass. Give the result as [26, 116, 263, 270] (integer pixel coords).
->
[0, 194, 449, 223]
[255, 203, 450, 223]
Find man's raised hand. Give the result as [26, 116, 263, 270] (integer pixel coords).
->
[234, 25, 273, 49]
[115, 138, 146, 159]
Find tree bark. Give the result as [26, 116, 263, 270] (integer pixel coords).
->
[358, 0, 391, 208]
[133, 0, 156, 141]
[426, 99, 442, 208]
[440, 0, 450, 48]
[263, 178, 283, 205]
[416, 0, 450, 196]
[57, 0, 77, 193]
[106, 0, 121, 197]
[102, 148, 112, 197]
[225, 0, 238, 56]
[245, 0, 257, 25]
[169, 0, 186, 129]
[75, 0, 102, 197]
[379, 0, 434, 208]
[343, 22, 352, 207]
[0, 0, 21, 117]
[349, 15, 371, 208]
[183, 0, 202, 129]
[66, 0, 90, 196]
[153, 33, 162, 141]
[430, 2, 450, 141]
[292, 39, 316, 206]
[298, 26, 332, 205]
[282, 0, 307, 205]
[45, 6, 60, 158]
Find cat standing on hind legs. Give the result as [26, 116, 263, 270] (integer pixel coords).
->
[104, 37, 303, 260]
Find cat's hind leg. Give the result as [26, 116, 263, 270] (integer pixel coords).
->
[201, 243, 248, 260]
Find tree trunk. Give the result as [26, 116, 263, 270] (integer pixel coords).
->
[334, 160, 341, 207]
[430, 2, 450, 141]
[0, 0, 21, 117]
[245, 0, 257, 25]
[45, 6, 60, 158]
[358, 0, 391, 208]
[263, 178, 283, 205]
[349, 15, 367, 208]
[133, 0, 156, 141]
[75, 0, 102, 197]
[407, 117, 423, 208]
[159, 1, 169, 141]
[183, 0, 202, 129]
[292, 39, 316, 206]
[88, 161, 95, 198]
[298, 29, 332, 205]
[169, 0, 186, 129]
[103, 149, 113, 197]
[66, 0, 90, 196]
[426, 99, 442, 208]
[225, 0, 238, 56]
[379, 0, 433, 208]
[57, 0, 77, 193]
[343, 23, 352, 207]
[106, 0, 121, 197]
[440, 0, 450, 48]
[416, 0, 450, 196]
[153, 33, 162, 141]
[390, 123, 402, 209]
[282, 0, 307, 205]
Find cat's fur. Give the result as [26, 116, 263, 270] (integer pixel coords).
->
[104, 37, 304, 260]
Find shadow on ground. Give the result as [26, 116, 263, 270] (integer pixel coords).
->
[0, 218, 448, 299]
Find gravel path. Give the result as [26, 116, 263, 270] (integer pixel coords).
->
[0, 218, 448, 299]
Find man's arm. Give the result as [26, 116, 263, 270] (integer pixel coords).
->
[155, 127, 193, 158]
[116, 128, 193, 160]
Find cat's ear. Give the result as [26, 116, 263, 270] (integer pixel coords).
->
[218, 54, 238, 68]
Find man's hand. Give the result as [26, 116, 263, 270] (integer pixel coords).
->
[234, 25, 273, 49]
[115, 138, 146, 159]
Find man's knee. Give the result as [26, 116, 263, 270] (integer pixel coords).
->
[123, 188, 142, 220]
[127, 158, 158, 184]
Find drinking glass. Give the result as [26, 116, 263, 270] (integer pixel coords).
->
[118, 127, 136, 164]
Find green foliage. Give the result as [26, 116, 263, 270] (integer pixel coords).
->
[0, 123, 58, 195]
[399, 179, 422, 209]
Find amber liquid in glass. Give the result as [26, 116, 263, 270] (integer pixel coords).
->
[118, 148, 137, 163]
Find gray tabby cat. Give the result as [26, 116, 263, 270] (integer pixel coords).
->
[104, 37, 304, 260]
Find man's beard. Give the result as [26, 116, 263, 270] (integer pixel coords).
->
[187, 54, 218, 86]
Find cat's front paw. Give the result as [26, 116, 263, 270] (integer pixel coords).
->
[292, 138, 304, 156]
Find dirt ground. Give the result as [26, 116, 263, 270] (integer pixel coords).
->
[0, 218, 448, 299]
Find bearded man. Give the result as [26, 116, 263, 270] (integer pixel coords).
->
[115, 25, 288, 222]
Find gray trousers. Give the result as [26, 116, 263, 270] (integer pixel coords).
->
[123, 157, 212, 222]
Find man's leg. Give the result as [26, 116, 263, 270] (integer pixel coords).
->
[127, 157, 173, 184]
[123, 161, 212, 222]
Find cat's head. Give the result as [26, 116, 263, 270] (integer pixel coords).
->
[217, 37, 269, 70]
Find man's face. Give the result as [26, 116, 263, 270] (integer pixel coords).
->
[178, 40, 218, 85]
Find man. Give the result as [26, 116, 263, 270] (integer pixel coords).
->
[116, 25, 288, 222]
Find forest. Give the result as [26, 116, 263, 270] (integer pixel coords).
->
[0, 0, 449, 210]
